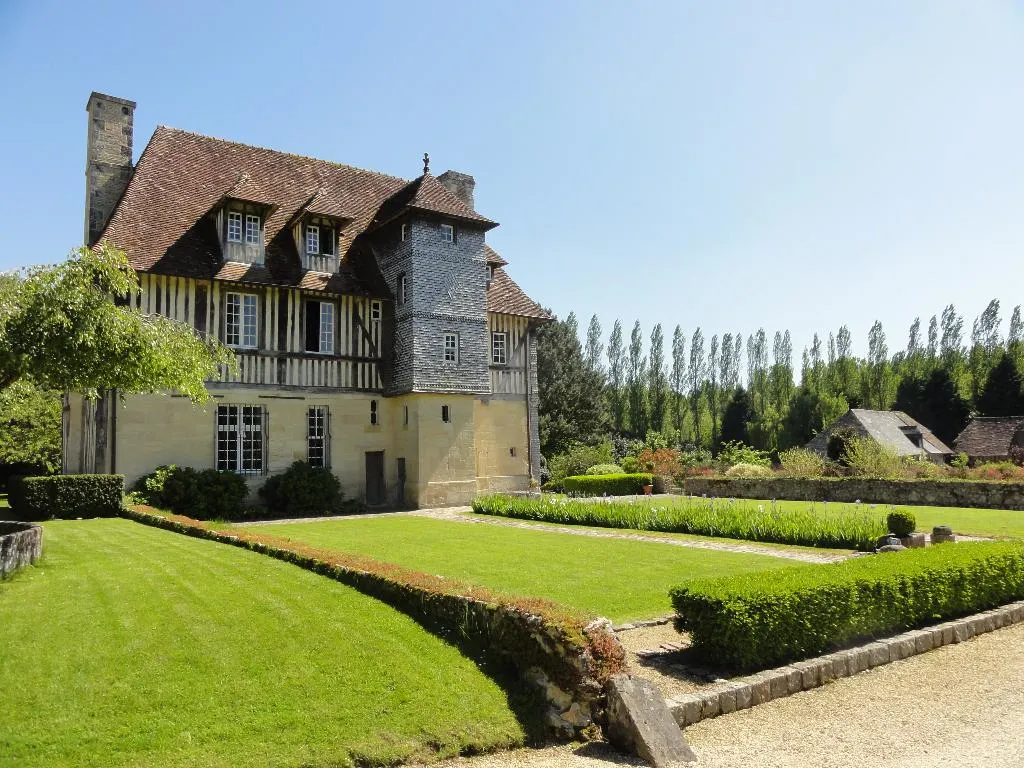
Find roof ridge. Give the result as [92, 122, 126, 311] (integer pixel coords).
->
[155, 125, 412, 184]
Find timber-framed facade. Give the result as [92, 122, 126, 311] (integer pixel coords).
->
[66, 92, 551, 508]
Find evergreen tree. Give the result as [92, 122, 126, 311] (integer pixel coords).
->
[607, 320, 625, 432]
[781, 385, 848, 449]
[720, 386, 753, 446]
[536, 312, 607, 456]
[978, 354, 1024, 418]
[895, 367, 971, 447]
[648, 323, 668, 432]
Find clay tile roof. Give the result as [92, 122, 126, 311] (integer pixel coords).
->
[953, 417, 1024, 459]
[300, 186, 352, 220]
[221, 171, 276, 207]
[371, 173, 496, 231]
[484, 244, 508, 266]
[487, 267, 552, 321]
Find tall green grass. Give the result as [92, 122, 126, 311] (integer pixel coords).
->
[472, 495, 888, 551]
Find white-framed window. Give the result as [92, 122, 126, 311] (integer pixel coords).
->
[370, 399, 379, 426]
[370, 300, 382, 322]
[303, 300, 334, 354]
[216, 404, 265, 475]
[226, 292, 258, 348]
[440, 223, 455, 243]
[307, 406, 329, 469]
[486, 264, 495, 282]
[444, 332, 459, 362]
[244, 214, 261, 245]
[227, 211, 243, 242]
[491, 331, 507, 365]
[398, 273, 407, 305]
[305, 224, 320, 255]
[442, 405, 451, 423]
[401, 222, 409, 242]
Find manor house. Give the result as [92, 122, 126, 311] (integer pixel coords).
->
[65, 92, 550, 507]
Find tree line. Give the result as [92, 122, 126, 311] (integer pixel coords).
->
[537, 300, 1024, 459]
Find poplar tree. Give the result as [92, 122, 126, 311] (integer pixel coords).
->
[584, 315, 604, 373]
[627, 321, 648, 436]
[670, 325, 686, 434]
[647, 324, 668, 433]
[607, 320, 625, 431]
[687, 328, 706, 445]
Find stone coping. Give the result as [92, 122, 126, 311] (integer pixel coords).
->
[667, 600, 1024, 727]
[0, 520, 43, 578]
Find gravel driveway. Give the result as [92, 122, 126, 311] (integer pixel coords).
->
[430, 622, 1024, 768]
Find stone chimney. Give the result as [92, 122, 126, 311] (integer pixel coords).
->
[85, 92, 136, 245]
[437, 170, 476, 211]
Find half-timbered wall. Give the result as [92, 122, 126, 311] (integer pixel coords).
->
[130, 273, 382, 390]
[487, 312, 529, 395]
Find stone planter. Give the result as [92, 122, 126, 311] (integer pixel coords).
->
[0, 521, 43, 578]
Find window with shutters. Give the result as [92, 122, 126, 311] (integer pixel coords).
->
[226, 292, 258, 348]
[307, 406, 329, 468]
[216, 404, 265, 475]
[305, 300, 335, 354]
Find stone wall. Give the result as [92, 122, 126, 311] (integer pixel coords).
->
[0, 522, 43, 578]
[684, 477, 1024, 510]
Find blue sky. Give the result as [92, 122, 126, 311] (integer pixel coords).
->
[2, 1, 1022, 361]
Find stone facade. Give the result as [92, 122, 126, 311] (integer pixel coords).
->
[684, 477, 1024, 511]
[85, 93, 135, 245]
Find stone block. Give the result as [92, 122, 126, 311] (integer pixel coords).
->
[717, 685, 737, 715]
[913, 630, 935, 654]
[768, 670, 790, 700]
[748, 674, 772, 705]
[793, 660, 820, 690]
[890, 635, 916, 660]
[971, 614, 993, 635]
[733, 682, 752, 711]
[783, 666, 803, 694]
[900, 533, 927, 549]
[938, 623, 955, 646]
[953, 620, 975, 643]
[818, 658, 835, 684]
[700, 691, 720, 719]
[606, 676, 697, 765]
[866, 642, 891, 667]
[831, 652, 851, 678]
[846, 648, 866, 675]
[672, 694, 703, 727]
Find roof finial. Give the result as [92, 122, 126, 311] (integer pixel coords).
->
[423, 152, 430, 175]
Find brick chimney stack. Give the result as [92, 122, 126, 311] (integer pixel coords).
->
[437, 170, 476, 211]
[84, 92, 136, 245]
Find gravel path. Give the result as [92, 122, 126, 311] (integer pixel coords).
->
[429, 622, 1024, 768]
[410, 507, 851, 564]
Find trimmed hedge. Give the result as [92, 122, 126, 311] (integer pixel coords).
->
[563, 473, 653, 496]
[7, 474, 124, 520]
[258, 461, 343, 518]
[670, 541, 1024, 670]
[473, 494, 886, 551]
[886, 509, 916, 537]
[161, 467, 249, 520]
[122, 506, 625, 736]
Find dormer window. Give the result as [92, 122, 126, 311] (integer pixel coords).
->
[227, 212, 243, 242]
[305, 222, 336, 256]
[245, 214, 261, 244]
[219, 201, 269, 265]
[440, 223, 455, 243]
[305, 224, 320, 255]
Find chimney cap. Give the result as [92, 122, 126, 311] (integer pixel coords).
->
[87, 92, 137, 111]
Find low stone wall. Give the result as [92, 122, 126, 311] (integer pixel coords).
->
[684, 477, 1024, 510]
[124, 507, 626, 738]
[0, 521, 43, 578]
[668, 600, 1024, 727]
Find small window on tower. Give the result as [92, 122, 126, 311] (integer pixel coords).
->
[444, 332, 458, 362]
[441, 405, 451, 423]
[370, 300, 382, 321]
[398, 273, 407, 305]
[370, 399, 379, 426]
[401, 222, 409, 242]
[440, 223, 455, 243]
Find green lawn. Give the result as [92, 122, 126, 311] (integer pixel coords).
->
[0, 519, 524, 768]
[244, 516, 801, 622]
[735, 498, 1024, 539]
[0, 493, 8, 508]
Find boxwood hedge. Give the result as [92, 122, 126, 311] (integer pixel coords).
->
[562, 473, 653, 496]
[7, 474, 124, 520]
[670, 541, 1024, 670]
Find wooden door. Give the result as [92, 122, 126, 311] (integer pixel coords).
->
[365, 451, 385, 506]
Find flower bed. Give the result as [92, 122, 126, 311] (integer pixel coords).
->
[472, 494, 886, 551]
[122, 506, 625, 737]
[670, 541, 1024, 670]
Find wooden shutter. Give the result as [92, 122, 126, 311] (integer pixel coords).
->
[262, 405, 270, 476]
[325, 407, 332, 471]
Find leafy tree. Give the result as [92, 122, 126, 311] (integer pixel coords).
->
[606, 320, 625, 431]
[927, 315, 939, 361]
[864, 320, 891, 409]
[647, 324, 668, 432]
[977, 354, 1024, 418]
[537, 312, 607, 456]
[895, 367, 971, 447]
[584, 315, 603, 373]
[781, 385, 847, 449]
[0, 380, 61, 476]
[627, 321, 648, 436]
[719, 386, 753, 446]
[670, 325, 686, 434]
[707, 334, 720, 447]
[0, 244, 234, 401]
[687, 328, 706, 445]
[969, 299, 1002, 404]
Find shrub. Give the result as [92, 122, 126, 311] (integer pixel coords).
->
[472, 495, 886, 551]
[671, 541, 1024, 670]
[621, 456, 641, 473]
[717, 441, 770, 468]
[7, 474, 124, 520]
[778, 448, 826, 478]
[585, 463, 624, 476]
[950, 452, 970, 469]
[161, 467, 249, 520]
[548, 442, 614, 483]
[842, 437, 908, 479]
[827, 427, 859, 464]
[259, 461, 343, 518]
[131, 464, 178, 507]
[636, 448, 683, 477]
[886, 509, 916, 537]
[562, 474, 653, 496]
[724, 463, 774, 479]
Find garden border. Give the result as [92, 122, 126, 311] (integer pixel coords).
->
[667, 599, 1024, 727]
[0, 521, 43, 578]
[684, 477, 1024, 510]
[122, 506, 626, 737]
